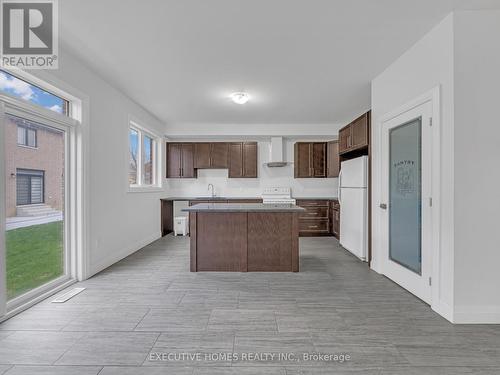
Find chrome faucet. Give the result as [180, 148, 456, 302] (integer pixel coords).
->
[208, 183, 215, 198]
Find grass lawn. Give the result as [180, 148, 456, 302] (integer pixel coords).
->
[6, 221, 64, 300]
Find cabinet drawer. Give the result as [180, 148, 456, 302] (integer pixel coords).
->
[296, 199, 329, 207]
[300, 206, 328, 219]
[299, 219, 329, 233]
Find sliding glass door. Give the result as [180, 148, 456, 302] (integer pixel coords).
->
[1, 107, 70, 312]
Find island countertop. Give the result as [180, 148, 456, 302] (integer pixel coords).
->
[183, 203, 305, 213]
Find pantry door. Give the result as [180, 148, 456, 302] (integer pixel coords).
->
[379, 100, 433, 304]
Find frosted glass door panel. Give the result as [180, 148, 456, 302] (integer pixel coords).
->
[389, 118, 422, 274]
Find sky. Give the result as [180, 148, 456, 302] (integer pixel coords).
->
[0, 71, 65, 114]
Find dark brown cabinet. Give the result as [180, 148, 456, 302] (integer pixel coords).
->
[211, 143, 229, 168]
[229, 142, 258, 178]
[327, 141, 340, 177]
[195, 143, 229, 169]
[230, 199, 263, 203]
[167, 143, 196, 178]
[168, 141, 257, 179]
[296, 199, 330, 236]
[330, 200, 340, 239]
[295, 143, 311, 178]
[194, 143, 211, 169]
[189, 200, 228, 206]
[338, 112, 369, 154]
[294, 142, 327, 178]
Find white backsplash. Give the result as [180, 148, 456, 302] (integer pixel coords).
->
[164, 140, 338, 198]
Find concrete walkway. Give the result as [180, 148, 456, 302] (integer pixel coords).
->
[6, 213, 63, 231]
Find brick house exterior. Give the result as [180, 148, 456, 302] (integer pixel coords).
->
[5, 115, 64, 218]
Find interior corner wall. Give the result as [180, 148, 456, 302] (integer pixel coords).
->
[452, 10, 500, 323]
[370, 14, 455, 320]
[44, 50, 166, 278]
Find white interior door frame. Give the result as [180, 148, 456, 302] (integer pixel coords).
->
[374, 86, 441, 308]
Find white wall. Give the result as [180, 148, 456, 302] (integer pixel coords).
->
[372, 10, 500, 323]
[46, 50, 166, 277]
[453, 10, 500, 323]
[165, 138, 338, 198]
[165, 123, 342, 138]
[371, 14, 455, 319]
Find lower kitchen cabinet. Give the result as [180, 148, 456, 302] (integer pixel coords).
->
[189, 200, 228, 206]
[230, 199, 263, 203]
[330, 200, 340, 239]
[296, 199, 331, 236]
[296, 199, 340, 237]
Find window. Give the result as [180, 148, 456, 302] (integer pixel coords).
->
[17, 125, 37, 147]
[129, 128, 139, 185]
[0, 70, 69, 115]
[143, 134, 154, 185]
[128, 122, 160, 189]
[16, 169, 45, 205]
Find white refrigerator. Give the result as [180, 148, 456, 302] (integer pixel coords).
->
[338, 156, 368, 261]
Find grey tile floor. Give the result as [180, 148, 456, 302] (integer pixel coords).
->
[0, 235, 499, 374]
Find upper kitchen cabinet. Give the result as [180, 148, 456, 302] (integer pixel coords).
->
[229, 142, 258, 178]
[194, 142, 229, 169]
[338, 112, 370, 155]
[327, 141, 340, 177]
[166, 143, 196, 178]
[294, 142, 326, 178]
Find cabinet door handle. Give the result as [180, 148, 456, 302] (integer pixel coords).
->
[179, 168, 182, 177]
[309, 225, 318, 229]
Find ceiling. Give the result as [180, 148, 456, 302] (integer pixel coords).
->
[59, 0, 500, 128]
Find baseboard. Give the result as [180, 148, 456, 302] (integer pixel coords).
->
[432, 300, 454, 323]
[88, 231, 161, 278]
[369, 258, 383, 274]
[453, 305, 500, 324]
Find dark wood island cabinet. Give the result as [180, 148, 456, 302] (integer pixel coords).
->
[183, 203, 304, 272]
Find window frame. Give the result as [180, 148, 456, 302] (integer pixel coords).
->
[0, 69, 70, 116]
[128, 118, 162, 192]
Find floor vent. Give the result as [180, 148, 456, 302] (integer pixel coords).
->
[51, 287, 86, 303]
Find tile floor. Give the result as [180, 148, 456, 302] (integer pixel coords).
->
[0, 235, 499, 374]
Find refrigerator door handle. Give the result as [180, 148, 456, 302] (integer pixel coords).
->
[337, 170, 342, 204]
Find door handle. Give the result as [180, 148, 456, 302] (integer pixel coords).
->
[379, 203, 388, 210]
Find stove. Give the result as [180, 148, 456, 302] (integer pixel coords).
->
[261, 187, 296, 205]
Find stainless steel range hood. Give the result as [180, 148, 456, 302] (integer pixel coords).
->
[265, 137, 289, 167]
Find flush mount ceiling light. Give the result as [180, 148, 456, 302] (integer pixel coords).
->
[230, 92, 250, 104]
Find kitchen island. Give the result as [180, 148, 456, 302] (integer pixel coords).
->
[183, 203, 305, 272]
